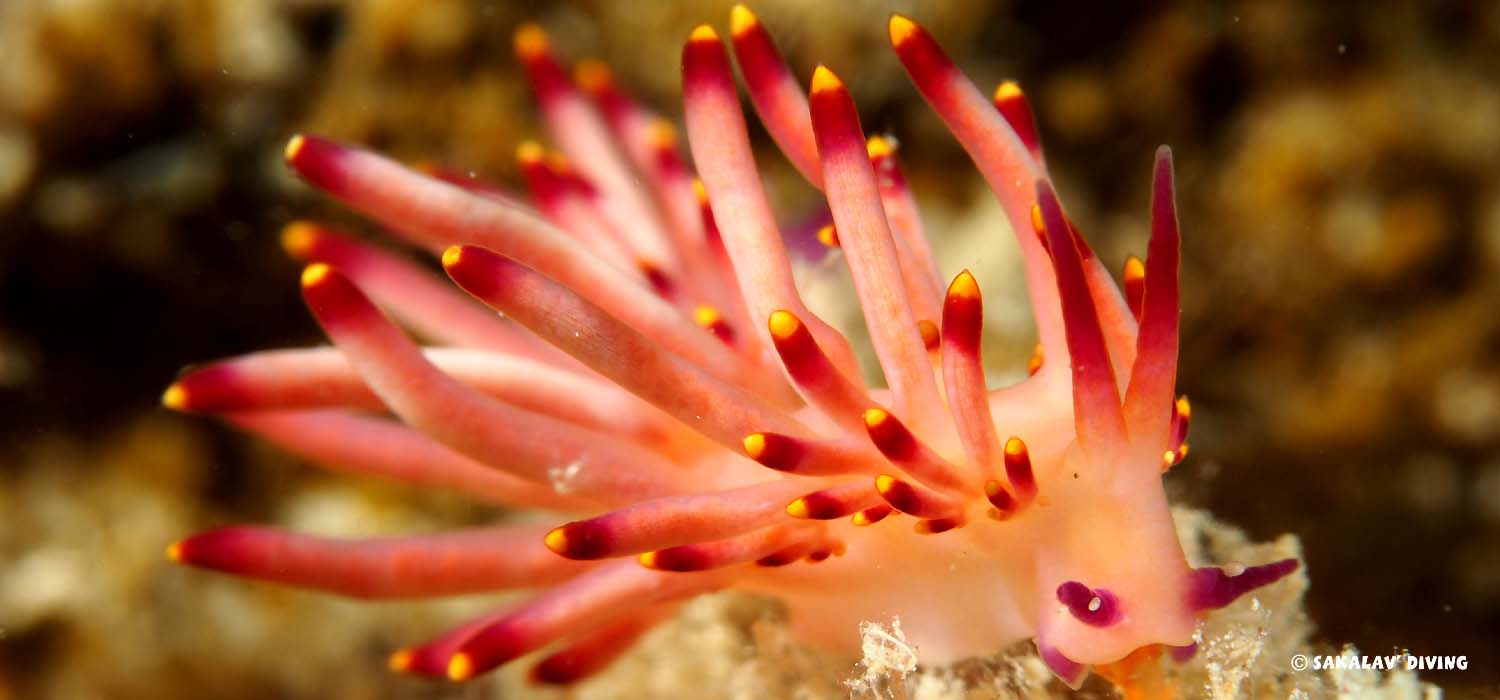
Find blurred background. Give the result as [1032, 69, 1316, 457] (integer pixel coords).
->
[2, 0, 1498, 697]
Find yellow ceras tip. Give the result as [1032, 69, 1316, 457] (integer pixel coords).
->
[865, 135, 894, 159]
[514, 24, 550, 59]
[917, 319, 940, 350]
[851, 511, 873, 526]
[947, 269, 980, 300]
[1004, 436, 1027, 456]
[283, 134, 306, 162]
[637, 551, 660, 569]
[730, 5, 758, 37]
[516, 140, 546, 164]
[447, 652, 475, 681]
[863, 407, 891, 430]
[993, 80, 1023, 102]
[574, 58, 611, 92]
[280, 220, 319, 258]
[301, 262, 333, 288]
[693, 304, 722, 329]
[1176, 396, 1192, 418]
[692, 178, 708, 203]
[874, 474, 897, 493]
[649, 118, 677, 150]
[810, 65, 843, 94]
[164, 541, 184, 562]
[888, 14, 919, 47]
[543, 526, 569, 555]
[767, 309, 800, 340]
[1123, 255, 1146, 281]
[816, 224, 839, 248]
[689, 24, 719, 43]
[742, 432, 767, 459]
[785, 498, 810, 519]
[1030, 203, 1045, 234]
[161, 383, 188, 411]
[441, 245, 464, 269]
[387, 649, 415, 673]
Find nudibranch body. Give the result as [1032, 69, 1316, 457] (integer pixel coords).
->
[163, 8, 1297, 689]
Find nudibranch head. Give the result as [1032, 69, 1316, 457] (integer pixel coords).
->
[162, 5, 1298, 690]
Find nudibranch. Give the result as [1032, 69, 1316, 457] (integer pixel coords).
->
[161, 8, 1298, 689]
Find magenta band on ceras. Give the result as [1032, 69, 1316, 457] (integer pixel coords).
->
[282, 135, 751, 392]
[515, 142, 638, 272]
[574, 62, 731, 314]
[728, 5, 822, 185]
[639, 524, 805, 572]
[873, 473, 965, 521]
[529, 605, 675, 685]
[887, 16, 1063, 361]
[785, 480, 883, 520]
[991, 80, 1045, 167]
[542, 479, 811, 561]
[447, 561, 713, 681]
[681, 26, 864, 385]
[1035, 183, 1128, 456]
[169, 347, 681, 450]
[941, 270, 1005, 475]
[442, 245, 809, 450]
[224, 410, 591, 511]
[724, 7, 944, 331]
[168, 525, 587, 599]
[742, 431, 880, 476]
[514, 25, 680, 280]
[281, 220, 554, 357]
[865, 136, 944, 322]
[764, 309, 876, 436]
[809, 64, 951, 433]
[299, 263, 693, 504]
[863, 407, 971, 494]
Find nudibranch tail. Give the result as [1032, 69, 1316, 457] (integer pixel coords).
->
[162, 7, 1303, 692]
